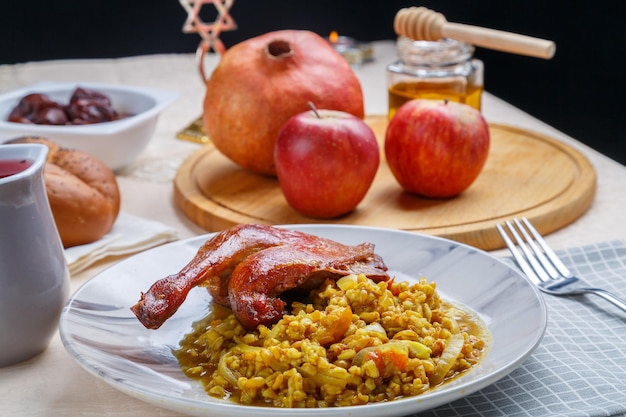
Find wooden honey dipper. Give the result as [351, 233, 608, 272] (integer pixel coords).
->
[394, 7, 556, 59]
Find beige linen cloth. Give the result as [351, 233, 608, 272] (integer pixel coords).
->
[64, 212, 178, 274]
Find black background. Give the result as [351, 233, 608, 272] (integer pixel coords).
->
[2, 1, 624, 164]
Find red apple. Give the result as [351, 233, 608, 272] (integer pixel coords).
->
[275, 106, 379, 218]
[385, 99, 490, 198]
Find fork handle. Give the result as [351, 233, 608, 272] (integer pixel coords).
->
[587, 289, 626, 313]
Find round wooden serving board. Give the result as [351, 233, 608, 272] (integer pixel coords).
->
[174, 116, 596, 250]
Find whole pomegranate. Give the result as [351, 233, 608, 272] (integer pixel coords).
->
[203, 30, 365, 176]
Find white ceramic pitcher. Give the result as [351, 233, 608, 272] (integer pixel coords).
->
[0, 143, 70, 367]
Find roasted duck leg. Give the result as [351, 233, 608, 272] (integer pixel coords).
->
[131, 224, 388, 330]
[229, 242, 389, 329]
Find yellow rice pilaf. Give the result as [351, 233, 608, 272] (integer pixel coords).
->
[175, 273, 489, 407]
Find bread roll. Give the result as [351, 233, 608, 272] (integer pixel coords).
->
[7, 137, 120, 248]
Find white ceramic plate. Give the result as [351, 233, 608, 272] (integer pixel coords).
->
[60, 225, 547, 416]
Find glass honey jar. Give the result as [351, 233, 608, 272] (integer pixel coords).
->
[387, 36, 484, 119]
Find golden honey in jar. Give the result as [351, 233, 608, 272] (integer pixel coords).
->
[387, 37, 484, 119]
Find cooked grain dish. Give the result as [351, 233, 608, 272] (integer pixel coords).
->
[176, 273, 489, 408]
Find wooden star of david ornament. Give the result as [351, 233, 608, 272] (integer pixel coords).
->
[179, 0, 237, 54]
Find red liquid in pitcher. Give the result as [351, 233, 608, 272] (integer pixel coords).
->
[0, 159, 34, 179]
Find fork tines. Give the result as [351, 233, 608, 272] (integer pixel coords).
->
[496, 217, 570, 285]
[498, 218, 626, 312]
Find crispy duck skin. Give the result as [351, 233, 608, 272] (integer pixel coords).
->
[131, 224, 321, 329]
[130, 224, 388, 330]
[229, 242, 389, 329]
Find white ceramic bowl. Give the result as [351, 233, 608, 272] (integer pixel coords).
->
[0, 82, 178, 171]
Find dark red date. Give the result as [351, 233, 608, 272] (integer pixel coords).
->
[8, 93, 68, 125]
[8, 87, 124, 125]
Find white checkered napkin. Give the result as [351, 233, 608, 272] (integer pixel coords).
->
[420, 240, 626, 417]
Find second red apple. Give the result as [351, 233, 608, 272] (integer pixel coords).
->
[275, 107, 379, 218]
[385, 99, 490, 198]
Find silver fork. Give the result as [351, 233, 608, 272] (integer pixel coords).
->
[497, 217, 626, 312]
